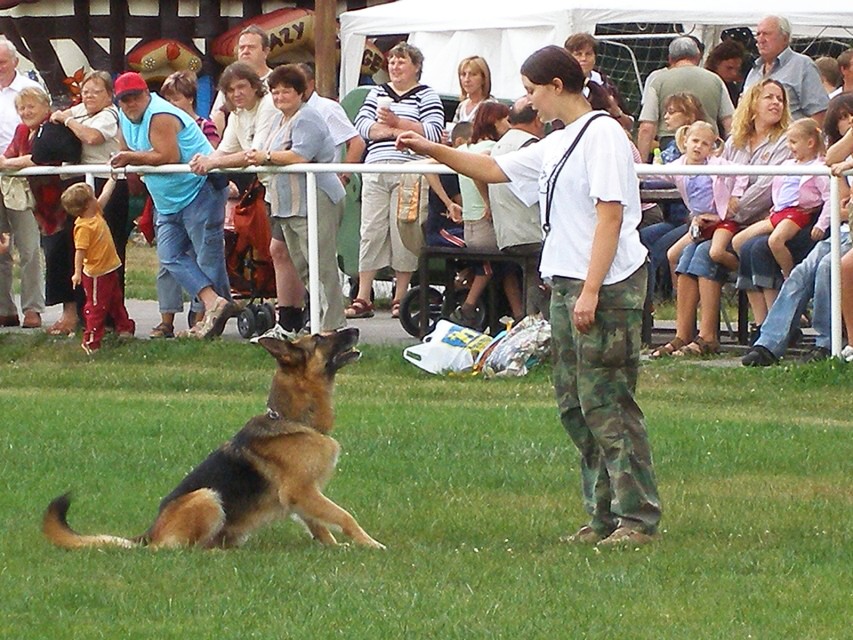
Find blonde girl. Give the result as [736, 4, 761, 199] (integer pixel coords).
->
[732, 118, 830, 279]
[453, 56, 493, 123]
[663, 121, 746, 278]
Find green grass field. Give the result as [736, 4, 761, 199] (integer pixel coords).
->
[0, 334, 850, 639]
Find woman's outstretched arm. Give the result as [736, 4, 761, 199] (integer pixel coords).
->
[396, 131, 510, 184]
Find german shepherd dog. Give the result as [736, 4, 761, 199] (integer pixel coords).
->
[43, 327, 385, 550]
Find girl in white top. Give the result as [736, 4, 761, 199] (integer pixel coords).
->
[397, 45, 661, 546]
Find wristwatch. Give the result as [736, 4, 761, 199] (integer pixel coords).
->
[265, 151, 272, 163]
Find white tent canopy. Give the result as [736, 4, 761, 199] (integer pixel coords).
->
[339, 0, 853, 99]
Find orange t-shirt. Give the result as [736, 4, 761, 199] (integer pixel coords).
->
[73, 214, 121, 277]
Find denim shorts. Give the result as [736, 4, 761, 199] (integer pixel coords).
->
[675, 240, 729, 282]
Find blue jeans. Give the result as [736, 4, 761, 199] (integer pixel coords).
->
[640, 221, 687, 299]
[156, 266, 204, 315]
[756, 229, 851, 357]
[155, 181, 231, 301]
[676, 240, 729, 282]
[736, 223, 817, 291]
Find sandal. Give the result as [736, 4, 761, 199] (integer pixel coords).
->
[391, 299, 401, 319]
[149, 322, 175, 339]
[649, 337, 686, 359]
[672, 337, 719, 357]
[46, 320, 77, 337]
[345, 298, 374, 319]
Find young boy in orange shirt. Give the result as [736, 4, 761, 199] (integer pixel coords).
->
[61, 180, 135, 354]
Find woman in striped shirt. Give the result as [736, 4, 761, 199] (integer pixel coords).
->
[348, 42, 445, 319]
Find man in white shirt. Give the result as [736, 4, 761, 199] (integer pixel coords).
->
[0, 36, 45, 328]
[297, 62, 365, 187]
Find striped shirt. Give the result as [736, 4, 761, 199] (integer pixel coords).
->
[355, 83, 444, 163]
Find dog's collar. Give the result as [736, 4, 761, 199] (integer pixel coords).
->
[266, 407, 281, 420]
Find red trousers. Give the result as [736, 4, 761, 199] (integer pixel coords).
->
[82, 270, 135, 351]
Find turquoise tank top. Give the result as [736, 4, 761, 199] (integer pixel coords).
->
[119, 93, 213, 214]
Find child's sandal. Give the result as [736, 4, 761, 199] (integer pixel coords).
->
[649, 337, 686, 359]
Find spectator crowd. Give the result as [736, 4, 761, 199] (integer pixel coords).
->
[1, 13, 853, 364]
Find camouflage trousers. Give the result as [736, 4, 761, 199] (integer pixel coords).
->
[550, 266, 661, 535]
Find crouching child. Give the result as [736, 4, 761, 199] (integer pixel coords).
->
[61, 180, 135, 354]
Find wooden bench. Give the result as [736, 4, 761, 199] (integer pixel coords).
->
[416, 245, 535, 337]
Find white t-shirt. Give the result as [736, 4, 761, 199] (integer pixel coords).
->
[495, 111, 646, 284]
[68, 103, 121, 177]
[218, 93, 278, 155]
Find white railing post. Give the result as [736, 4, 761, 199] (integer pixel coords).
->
[305, 171, 321, 333]
[830, 176, 843, 358]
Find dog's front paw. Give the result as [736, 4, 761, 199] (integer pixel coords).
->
[363, 537, 386, 550]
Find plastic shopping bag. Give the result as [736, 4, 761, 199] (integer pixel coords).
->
[403, 319, 493, 374]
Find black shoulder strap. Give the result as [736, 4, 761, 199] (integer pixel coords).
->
[543, 112, 608, 236]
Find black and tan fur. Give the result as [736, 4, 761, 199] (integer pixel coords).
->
[43, 327, 384, 550]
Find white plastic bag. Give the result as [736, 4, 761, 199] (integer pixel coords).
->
[403, 320, 493, 374]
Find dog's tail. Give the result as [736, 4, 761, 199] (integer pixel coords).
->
[43, 493, 141, 550]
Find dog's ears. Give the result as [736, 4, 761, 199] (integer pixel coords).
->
[258, 336, 309, 367]
[258, 336, 296, 357]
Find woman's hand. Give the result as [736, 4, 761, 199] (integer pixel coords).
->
[376, 106, 399, 128]
[244, 148, 264, 166]
[811, 227, 826, 241]
[447, 202, 462, 223]
[830, 158, 853, 177]
[50, 110, 70, 125]
[727, 197, 740, 217]
[694, 213, 719, 228]
[573, 291, 598, 334]
[395, 131, 430, 155]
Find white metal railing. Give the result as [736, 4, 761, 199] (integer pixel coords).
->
[2, 161, 848, 357]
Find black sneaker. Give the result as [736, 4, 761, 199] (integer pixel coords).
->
[802, 346, 831, 363]
[742, 345, 778, 367]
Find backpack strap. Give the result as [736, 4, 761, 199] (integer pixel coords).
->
[543, 112, 609, 236]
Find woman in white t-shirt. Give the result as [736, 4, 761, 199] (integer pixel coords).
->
[397, 45, 661, 546]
